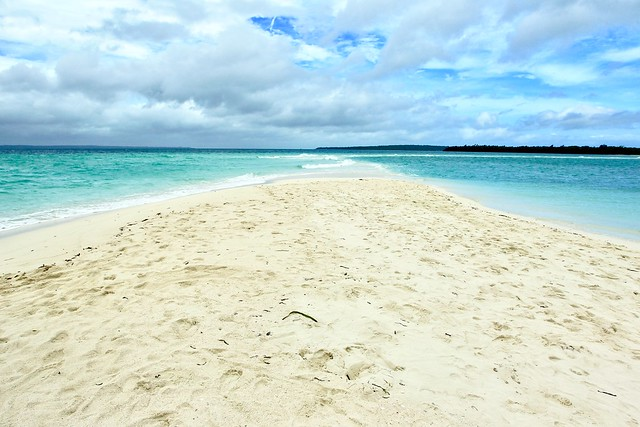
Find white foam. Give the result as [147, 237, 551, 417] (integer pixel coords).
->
[259, 153, 340, 161]
[0, 160, 403, 235]
[301, 159, 356, 169]
[0, 173, 279, 234]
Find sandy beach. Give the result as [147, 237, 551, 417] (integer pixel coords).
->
[1, 178, 639, 426]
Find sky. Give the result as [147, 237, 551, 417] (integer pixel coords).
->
[1, 0, 639, 148]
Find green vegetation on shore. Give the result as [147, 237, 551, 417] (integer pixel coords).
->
[316, 145, 446, 151]
[444, 144, 640, 155]
[316, 144, 640, 155]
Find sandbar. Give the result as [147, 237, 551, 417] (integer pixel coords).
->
[1, 179, 639, 425]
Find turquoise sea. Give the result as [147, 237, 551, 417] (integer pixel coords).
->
[1, 146, 639, 240]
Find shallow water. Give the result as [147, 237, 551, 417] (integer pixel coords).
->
[339, 151, 640, 240]
[1, 146, 638, 240]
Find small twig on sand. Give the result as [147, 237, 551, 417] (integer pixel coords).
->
[598, 389, 617, 397]
[282, 310, 318, 323]
[372, 383, 390, 398]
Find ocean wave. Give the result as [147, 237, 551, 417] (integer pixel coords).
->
[1, 164, 395, 233]
[0, 173, 282, 234]
[259, 154, 341, 161]
[301, 159, 356, 169]
[341, 153, 440, 158]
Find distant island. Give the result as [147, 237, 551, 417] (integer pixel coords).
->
[444, 144, 640, 155]
[316, 144, 640, 155]
[316, 144, 446, 151]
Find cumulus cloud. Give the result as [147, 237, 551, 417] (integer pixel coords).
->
[373, 0, 485, 74]
[93, 10, 190, 42]
[531, 63, 600, 86]
[1, 0, 640, 147]
[461, 126, 511, 141]
[0, 91, 105, 140]
[504, 0, 640, 58]
[332, 0, 407, 33]
[602, 46, 640, 62]
[0, 63, 52, 91]
[476, 112, 497, 128]
[524, 105, 640, 130]
[52, 22, 302, 107]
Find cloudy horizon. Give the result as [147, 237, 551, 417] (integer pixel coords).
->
[1, 1, 639, 148]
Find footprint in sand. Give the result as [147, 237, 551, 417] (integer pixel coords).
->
[299, 348, 335, 371]
[49, 331, 69, 343]
[43, 348, 65, 363]
[548, 393, 573, 407]
[345, 361, 373, 381]
[171, 318, 200, 338]
[219, 368, 244, 391]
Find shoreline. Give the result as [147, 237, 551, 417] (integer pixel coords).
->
[414, 178, 640, 249]
[2, 177, 638, 273]
[0, 160, 395, 237]
[417, 176, 640, 243]
[2, 178, 639, 424]
[2, 153, 638, 244]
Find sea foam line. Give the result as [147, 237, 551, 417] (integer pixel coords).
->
[0, 160, 398, 234]
[301, 159, 356, 169]
[0, 173, 277, 234]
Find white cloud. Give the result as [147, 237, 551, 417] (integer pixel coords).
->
[476, 112, 497, 127]
[295, 44, 335, 62]
[97, 40, 153, 60]
[504, 0, 640, 58]
[461, 126, 510, 140]
[1, 0, 640, 147]
[602, 45, 640, 62]
[0, 63, 52, 91]
[532, 63, 599, 86]
[524, 105, 640, 130]
[374, 0, 485, 74]
[332, 0, 407, 33]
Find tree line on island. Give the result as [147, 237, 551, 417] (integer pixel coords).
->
[316, 144, 640, 155]
[444, 144, 640, 155]
[316, 144, 447, 151]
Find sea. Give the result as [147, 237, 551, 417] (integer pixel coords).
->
[1, 146, 639, 241]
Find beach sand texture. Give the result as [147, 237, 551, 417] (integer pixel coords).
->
[1, 179, 639, 426]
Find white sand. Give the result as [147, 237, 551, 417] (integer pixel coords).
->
[1, 179, 639, 426]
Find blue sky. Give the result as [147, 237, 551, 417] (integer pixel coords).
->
[0, 0, 639, 148]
